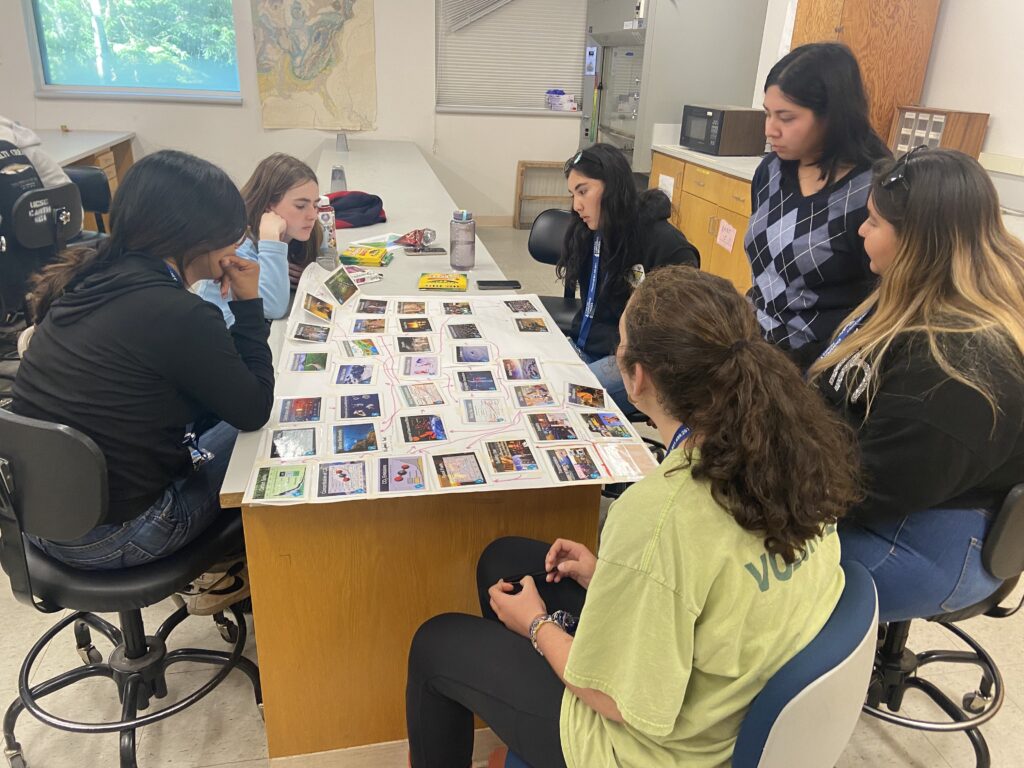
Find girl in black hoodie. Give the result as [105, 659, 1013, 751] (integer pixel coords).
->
[558, 144, 699, 414]
[13, 150, 274, 577]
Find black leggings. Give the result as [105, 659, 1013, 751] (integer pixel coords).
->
[406, 537, 588, 768]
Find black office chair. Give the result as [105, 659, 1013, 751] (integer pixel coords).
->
[65, 166, 111, 248]
[527, 209, 580, 335]
[0, 408, 261, 768]
[863, 484, 1024, 768]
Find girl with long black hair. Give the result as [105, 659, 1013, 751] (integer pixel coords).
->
[558, 143, 699, 412]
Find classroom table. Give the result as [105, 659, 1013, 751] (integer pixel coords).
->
[220, 140, 601, 758]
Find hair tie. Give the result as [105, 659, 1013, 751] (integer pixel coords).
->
[730, 339, 749, 353]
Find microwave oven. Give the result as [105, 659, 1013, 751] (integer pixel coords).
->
[680, 104, 765, 156]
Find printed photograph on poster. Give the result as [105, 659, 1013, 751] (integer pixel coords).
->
[443, 301, 472, 315]
[356, 298, 388, 315]
[323, 267, 358, 307]
[331, 423, 380, 454]
[461, 398, 506, 423]
[378, 456, 427, 493]
[432, 452, 487, 488]
[400, 318, 432, 333]
[579, 411, 631, 439]
[502, 358, 541, 381]
[400, 383, 445, 407]
[317, 461, 369, 498]
[504, 299, 538, 313]
[457, 370, 497, 392]
[293, 323, 331, 343]
[515, 318, 548, 333]
[339, 394, 381, 419]
[289, 352, 329, 372]
[513, 383, 557, 408]
[303, 293, 334, 321]
[352, 318, 386, 334]
[343, 339, 380, 357]
[397, 336, 432, 353]
[400, 414, 447, 442]
[596, 443, 659, 479]
[269, 427, 317, 459]
[402, 356, 439, 377]
[455, 345, 490, 364]
[251, 464, 308, 501]
[336, 363, 374, 385]
[527, 412, 578, 442]
[545, 446, 604, 482]
[485, 439, 539, 473]
[397, 301, 426, 315]
[279, 397, 322, 423]
[449, 323, 482, 339]
[567, 383, 607, 408]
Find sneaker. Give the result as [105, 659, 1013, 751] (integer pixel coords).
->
[179, 559, 250, 616]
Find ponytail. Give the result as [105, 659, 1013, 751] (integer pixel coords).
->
[28, 244, 106, 323]
[620, 266, 862, 563]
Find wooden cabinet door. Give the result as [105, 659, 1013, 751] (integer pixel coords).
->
[710, 207, 753, 295]
[649, 152, 686, 230]
[838, 0, 942, 139]
[790, 0, 845, 48]
[678, 191, 719, 277]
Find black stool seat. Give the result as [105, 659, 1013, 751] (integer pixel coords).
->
[539, 295, 581, 336]
[928, 576, 1019, 624]
[24, 511, 243, 613]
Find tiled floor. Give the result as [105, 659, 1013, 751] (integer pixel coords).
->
[1, 227, 1022, 767]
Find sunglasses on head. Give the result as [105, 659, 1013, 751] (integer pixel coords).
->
[563, 149, 601, 174]
[881, 145, 928, 191]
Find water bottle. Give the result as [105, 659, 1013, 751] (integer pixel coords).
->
[316, 195, 338, 270]
[450, 210, 476, 271]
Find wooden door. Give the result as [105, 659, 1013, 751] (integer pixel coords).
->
[711, 207, 753, 295]
[678, 191, 719, 276]
[790, 0, 845, 48]
[839, 0, 942, 138]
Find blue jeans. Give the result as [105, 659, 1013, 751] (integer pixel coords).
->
[839, 508, 1003, 622]
[31, 421, 239, 570]
[577, 350, 637, 417]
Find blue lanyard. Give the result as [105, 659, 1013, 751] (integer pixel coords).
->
[575, 234, 601, 352]
[165, 264, 181, 284]
[669, 425, 691, 452]
[817, 310, 869, 362]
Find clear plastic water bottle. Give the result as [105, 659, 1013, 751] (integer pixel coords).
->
[316, 195, 338, 271]
[450, 210, 476, 271]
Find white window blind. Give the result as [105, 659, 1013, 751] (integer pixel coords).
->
[436, 0, 586, 114]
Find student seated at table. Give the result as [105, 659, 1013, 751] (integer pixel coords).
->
[809, 148, 1024, 622]
[558, 143, 700, 413]
[406, 266, 860, 768]
[12, 150, 273, 612]
[195, 153, 321, 325]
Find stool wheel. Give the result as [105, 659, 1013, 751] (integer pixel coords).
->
[963, 691, 991, 714]
[5, 750, 27, 768]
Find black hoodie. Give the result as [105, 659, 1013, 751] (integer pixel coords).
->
[13, 252, 274, 525]
[569, 192, 700, 359]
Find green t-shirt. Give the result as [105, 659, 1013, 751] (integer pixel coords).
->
[560, 452, 844, 767]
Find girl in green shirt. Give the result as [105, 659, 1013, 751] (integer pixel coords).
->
[407, 266, 860, 768]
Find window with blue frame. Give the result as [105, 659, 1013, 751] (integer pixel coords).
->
[29, 0, 239, 95]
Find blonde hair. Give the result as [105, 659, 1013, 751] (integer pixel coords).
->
[808, 150, 1024, 415]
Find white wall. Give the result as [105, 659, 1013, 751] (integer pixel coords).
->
[751, 0, 796, 107]
[0, 0, 579, 218]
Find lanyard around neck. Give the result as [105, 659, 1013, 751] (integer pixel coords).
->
[574, 234, 602, 352]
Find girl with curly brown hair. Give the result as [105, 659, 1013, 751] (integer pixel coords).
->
[406, 265, 860, 768]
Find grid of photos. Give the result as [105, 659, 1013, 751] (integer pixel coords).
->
[248, 291, 658, 504]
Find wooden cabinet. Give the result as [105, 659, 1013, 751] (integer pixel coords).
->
[790, 0, 942, 140]
[649, 151, 753, 295]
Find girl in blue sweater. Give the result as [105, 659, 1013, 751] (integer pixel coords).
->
[196, 153, 321, 325]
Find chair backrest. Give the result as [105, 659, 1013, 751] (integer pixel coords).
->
[732, 561, 878, 768]
[983, 483, 1024, 581]
[0, 406, 108, 611]
[11, 183, 83, 251]
[65, 165, 111, 234]
[527, 208, 572, 267]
